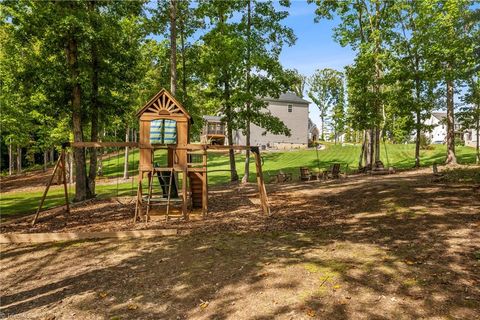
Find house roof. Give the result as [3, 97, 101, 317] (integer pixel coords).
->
[263, 92, 310, 105]
[203, 115, 223, 122]
[432, 112, 447, 121]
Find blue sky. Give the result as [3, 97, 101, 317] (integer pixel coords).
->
[276, 1, 355, 128]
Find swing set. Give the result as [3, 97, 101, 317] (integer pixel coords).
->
[32, 89, 270, 225]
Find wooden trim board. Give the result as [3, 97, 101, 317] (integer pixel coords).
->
[0, 229, 178, 244]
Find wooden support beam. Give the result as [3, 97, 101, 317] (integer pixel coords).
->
[68, 141, 257, 152]
[61, 150, 70, 215]
[182, 167, 188, 220]
[202, 145, 208, 217]
[69, 142, 139, 148]
[252, 148, 270, 215]
[32, 153, 63, 225]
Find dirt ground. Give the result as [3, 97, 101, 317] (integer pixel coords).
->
[1, 168, 479, 319]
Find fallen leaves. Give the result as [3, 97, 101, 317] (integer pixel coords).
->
[127, 303, 138, 310]
[199, 300, 209, 309]
[305, 308, 316, 317]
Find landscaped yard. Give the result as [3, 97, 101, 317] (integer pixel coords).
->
[1, 167, 479, 319]
[0, 144, 477, 217]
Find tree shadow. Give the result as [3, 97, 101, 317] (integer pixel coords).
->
[1, 169, 479, 319]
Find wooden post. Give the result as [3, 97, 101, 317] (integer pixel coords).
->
[123, 126, 129, 179]
[134, 171, 144, 223]
[252, 147, 270, 215]
[182, 167, 188, 220]
[8, 141, 13, 176]
[202, 146, 208, 217]
[61, 149, 70, 215]
[32, 155, 63, 225]
[68, 151, 74, 183]
[146, 170, 154, 222]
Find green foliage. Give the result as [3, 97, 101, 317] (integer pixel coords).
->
[419, 134, 433, 150]
[308, 68, 344, 140]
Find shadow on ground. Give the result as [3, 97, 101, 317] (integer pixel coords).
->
[1, 168, 479, 319]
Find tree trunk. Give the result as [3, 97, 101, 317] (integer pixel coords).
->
[43, 151, 48, 172]
[358, 130, 366, 169]
[69, 151, 74, 184]
[242, 0, 252, 184]
[98, 141, 103, 177]
[8, 142, 13, 176]
[476, 103, 479, 164]
[445, 76, 457, 164]
[180, 20, 187, 102]
[88, 13, 99, 196]
[16, 147, 22, 173]
[50, 149, 54, 163]
[66, 33, 90, 202]
[169, 0, 177, 96]
[367, 129, 374, 168]
[224, 79, 238, 182]
[124, 126, 130, 180]
[374, 127, 380, 162]
[320, 114, 325, 141]
[415, 110, 421, 167]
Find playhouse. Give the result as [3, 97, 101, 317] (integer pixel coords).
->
[32, 88, 270, 225]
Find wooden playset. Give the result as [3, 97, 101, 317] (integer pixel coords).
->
[32, 89, 270, 225]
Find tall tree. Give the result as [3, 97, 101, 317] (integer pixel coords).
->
[2, 0, 144, 200]
[237, 0, 295, 183]
[169, 0, 177, 96]
[308, 68, 344, 141]
[198, 0, 246, 182]
[459, 75, 480, 164]
[389, 0, 438, 167]
[418, 0, 474, 164]
[284, 68, 307, 98]
[310, 0, 396, 168]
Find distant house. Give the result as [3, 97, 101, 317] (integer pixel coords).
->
[201, 116, 225, 145]
[424, 112, 463, 144]
[464, 128, 479, 148]
[308, 118, 319, 144]
[202, 92, 310, 149]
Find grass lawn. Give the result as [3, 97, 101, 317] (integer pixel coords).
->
[99, 143, 477, 182]
[1, 143, 476, 217]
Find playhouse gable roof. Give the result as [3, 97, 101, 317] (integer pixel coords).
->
[136, 88, 191, 119]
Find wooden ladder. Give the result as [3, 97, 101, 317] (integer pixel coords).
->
[144, 167, 182, 222]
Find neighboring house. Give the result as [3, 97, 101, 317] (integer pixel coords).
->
[464, 128, 479, 148]
[201, 92, 310, 149]
[424, 112, 463, 144]
[201, 116, 225, 145]
[234, 92, 310, 149]
[308, 118, 319, 144]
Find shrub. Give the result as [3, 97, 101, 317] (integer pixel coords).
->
[454, 137, 465, 146]
[419, 134, 434, 150]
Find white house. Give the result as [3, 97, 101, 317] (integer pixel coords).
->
[424, 112, 464, 144]
[425, 112, 448, 144]
[464, 128, 479, 148]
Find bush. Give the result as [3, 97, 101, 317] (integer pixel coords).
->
[419, 134, 434, 150]
[454, 137, 465, 146]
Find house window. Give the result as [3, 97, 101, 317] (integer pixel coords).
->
[288, 104, 293, 113]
